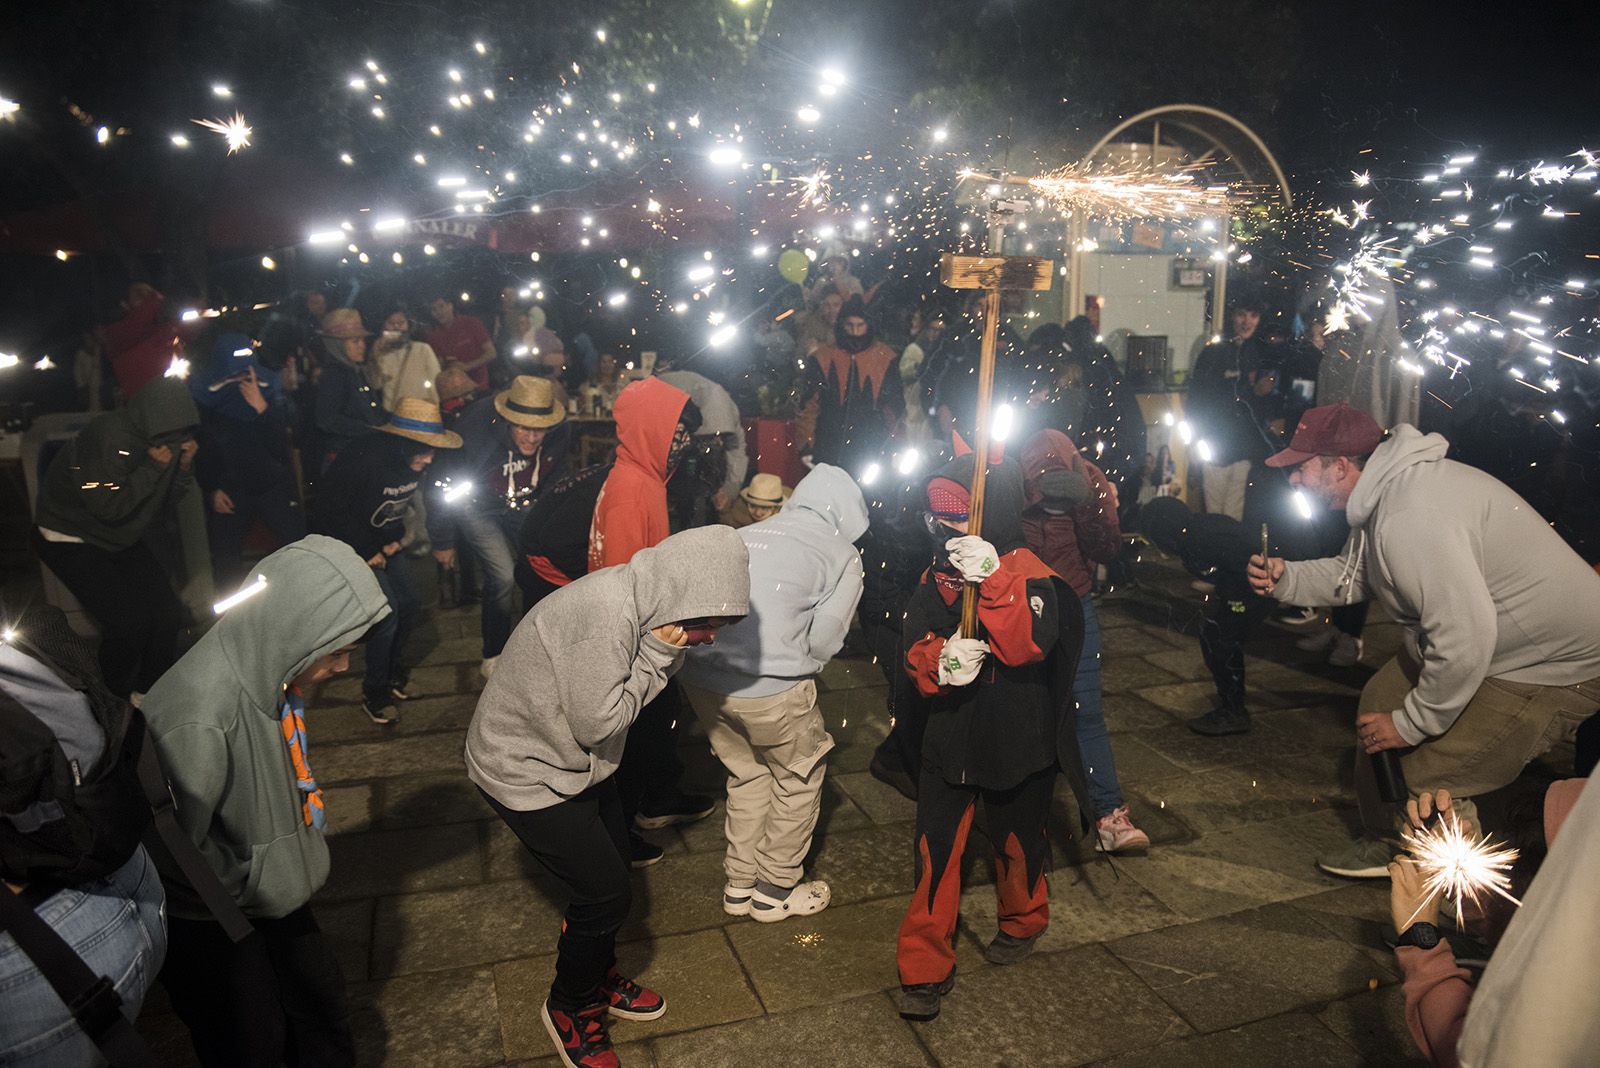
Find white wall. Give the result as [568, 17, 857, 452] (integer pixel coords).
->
[1077, 252, 1211, 378]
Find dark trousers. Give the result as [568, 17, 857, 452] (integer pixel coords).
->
[31, 532, 183, 697]
[160, 906, 353, 1068]
[481, 779, 631, 1009]
[1200, 593, 1275, 712]
[363, 558, 419, 703]
[897, 764, 1053, 986]
[208, 487, 306, 591]
[615, 680, 689, 824]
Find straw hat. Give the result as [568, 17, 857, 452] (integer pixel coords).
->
[319, 308, 371, 338]
[378, 397, 463, 448]
[494, 375, 567, 429]
[435, 365, 477, 402]
[740, 473, 791, 508]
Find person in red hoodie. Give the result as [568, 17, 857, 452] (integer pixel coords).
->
[587, 376, 715, 866]
[1021, 429, 1150, 854]
[896, 445, 1091, 1022]
[104, 283, 182, 397]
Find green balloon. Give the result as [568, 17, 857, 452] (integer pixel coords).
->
[778, 248, 810, 285]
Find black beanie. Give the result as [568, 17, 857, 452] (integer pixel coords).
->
[1140, 496, 1192, 554]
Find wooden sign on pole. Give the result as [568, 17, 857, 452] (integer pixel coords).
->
[939, 252, 1055, 638]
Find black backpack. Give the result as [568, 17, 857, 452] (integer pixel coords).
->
[517, 461, 612, 584]
[0, 602, 251, 1065]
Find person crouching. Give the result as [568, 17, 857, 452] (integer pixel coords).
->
[465, 526, 749, 1068]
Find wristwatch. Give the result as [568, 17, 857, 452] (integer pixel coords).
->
[1396, 921, 1441, 949]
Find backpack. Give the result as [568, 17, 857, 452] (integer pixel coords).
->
[517, 461, 611, 584]
[1, 603, 251, 1065]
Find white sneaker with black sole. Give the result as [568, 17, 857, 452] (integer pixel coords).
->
[362, 699, 398, 726]
[749, 880, 830, 923]
[1328, 633, 1364, 667]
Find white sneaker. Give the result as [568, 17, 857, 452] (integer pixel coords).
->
[749, 880, 830, 923]
[1279, 606, 1323, 626]
[480, 656, 499, 679]
[1296, 628, 1337, 653]
[1328, 633, 1364, 667]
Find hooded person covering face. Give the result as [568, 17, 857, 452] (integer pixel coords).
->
[587, 376, 699, 572]
[804, 296, 904, 469]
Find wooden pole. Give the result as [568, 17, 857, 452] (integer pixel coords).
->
[959, 284, 1002, 638]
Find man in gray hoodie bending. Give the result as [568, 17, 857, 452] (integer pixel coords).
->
[1249, 403, 1600, 878]
[678, 464, 867, 924]
[466, 525, 748, 1068]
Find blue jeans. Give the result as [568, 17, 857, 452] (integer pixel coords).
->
[0, 846, 167, 1068]
[453, 507, 522, 658]
[364, 557, 420, 703]
[1074, 595, 1125, 817]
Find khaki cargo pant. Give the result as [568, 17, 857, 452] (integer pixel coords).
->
[1355, 650, 1600, 837]
[680, 679, 835, 888]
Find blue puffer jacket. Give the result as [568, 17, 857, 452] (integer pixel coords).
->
[681, 463, 868, 698]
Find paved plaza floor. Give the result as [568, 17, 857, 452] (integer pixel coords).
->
[137, 554, 1555, 1067]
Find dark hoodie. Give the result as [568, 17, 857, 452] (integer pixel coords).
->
[1140, 496, 1255, 599]
[192, 332, 296, 501]
[141, 535, 390, 918]
[902, 451, 1088, 794]
[588, 376, 690, 571]
[426, 393, 573, 551]
[35, 377, 202, 553]
[468, 526, 750, 811]
[807, 297, 903, 467]
[312, 341, 385, 461]
[309, 430, 430, 561]
[1021, 429, 1122, 597]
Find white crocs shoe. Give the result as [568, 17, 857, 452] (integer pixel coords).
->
[480, 656, 499, 679]
[749, 880, 831, 923]
[723, 883, 755, 916]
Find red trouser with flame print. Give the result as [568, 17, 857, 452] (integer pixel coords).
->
[896, 765, 1054, 986]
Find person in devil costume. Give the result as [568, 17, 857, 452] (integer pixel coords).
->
[802, 296, 904, 470]
[894, 440, 1090, 1022]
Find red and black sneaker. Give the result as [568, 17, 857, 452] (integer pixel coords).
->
[601, 967, 667, 1021]
[541, 1000, 619, 1068]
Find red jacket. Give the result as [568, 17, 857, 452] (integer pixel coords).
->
[105, 290, 181, 397]
[587, 376, 690, 571]
[1020, 429, 1121, 597]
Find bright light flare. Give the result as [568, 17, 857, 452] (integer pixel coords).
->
[895, 449, 921, 476]
[443, 480, 474, 504]
[708, 325, 737, 348]
[1292, 490, 1314, 520]
[796, 106, 821, 124]
[193, 111, 252, 153]
[708, 145, 743, 166]
[164, 356, 191, 379]
[860, 462, 881, 487]
[990, 404, 1015, 443]
[212, 575, 268, 615]
[1013, 164, 1235, 222]
[1401, 811, 1521, 929]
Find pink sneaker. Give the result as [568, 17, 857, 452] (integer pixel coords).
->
[1096, 805, 1151, 854]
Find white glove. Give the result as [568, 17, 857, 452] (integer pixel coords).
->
[945, 536, 1000, 584]
[937, 636, 990, 687]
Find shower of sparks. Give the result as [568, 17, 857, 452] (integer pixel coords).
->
[791, 931, 825, 948]
[1401, 811, 1521, 929]
[193, 111, 253, 153]
[791, 167, 832, 208]
[1017, 165, 1235, 222]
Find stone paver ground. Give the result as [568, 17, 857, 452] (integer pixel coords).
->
[136, 554, 1562, 1067]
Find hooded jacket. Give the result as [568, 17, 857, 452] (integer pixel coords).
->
[658, 370, 749, 502]
[1275, 424, 1600, 744]
[902, 452, 1088, 794]
[426, 393, 573, 550]
[467, 526, 750, 811]
[681, 464, 868, 698]
[806, 299, 904, 468]
[104, 288, 181, 396]
[192, 333, 296, 501]
[309, 431, 428, 561]
[1020, 429, 1121, 597]
[312, 344, 385, 460]
[140, 535, 390, 918]
[35, 377, 206, 558]
[588, 376, 690, 571]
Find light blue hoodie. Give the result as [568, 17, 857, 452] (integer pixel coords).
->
[681, 464, 868, 698]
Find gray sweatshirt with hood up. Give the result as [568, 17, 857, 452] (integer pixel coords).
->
[680, 463, 867, 698]
[466, 525, 750, 811]
[1275, 424, 1600, 744]
[141, 535, 391, 919]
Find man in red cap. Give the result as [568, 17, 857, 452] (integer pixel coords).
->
[1248, 403, 1600, 879]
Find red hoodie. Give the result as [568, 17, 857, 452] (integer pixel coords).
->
[587, 376, 690, 571]
[1020, 429, 1121, 597]
[105, 289, 182, 397]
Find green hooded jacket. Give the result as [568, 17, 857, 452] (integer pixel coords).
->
[141, 535, 390, 919]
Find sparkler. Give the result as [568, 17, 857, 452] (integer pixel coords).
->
[1008, 164, 1235, 222]
[1400, 810, 1521, 929]
[193, 111, 253, 153]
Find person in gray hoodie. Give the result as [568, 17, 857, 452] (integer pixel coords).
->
[466, 525, 748, 1068]
[141, 534, 390, 1067]
[678, 464, 867, 923]
[1249, 403, 1600, 878]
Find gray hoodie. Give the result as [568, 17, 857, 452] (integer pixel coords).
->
[466, 525, 750, 811]
[1275, 424, 1600, 744]
[680, 464, 867, 698]
[142, 535, 390, 918]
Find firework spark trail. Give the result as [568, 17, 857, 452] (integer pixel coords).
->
[1401, 810, 1521, 930]
[193, 111, 253, 153]
[1018, 164, 1235, 222]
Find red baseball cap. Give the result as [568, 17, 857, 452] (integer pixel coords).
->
[1264, 402, 1385, 468]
